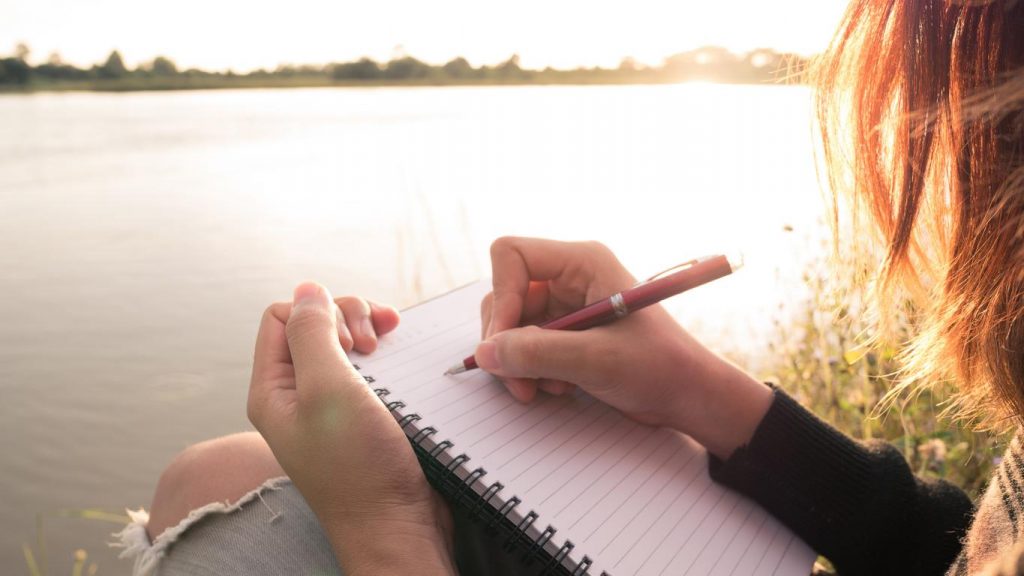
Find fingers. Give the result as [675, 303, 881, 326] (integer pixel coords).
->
[248, 302, 296, 428]
[480, 292, 493, 340]
[488, 237, 632, 339]
[335, 296, 401, 353]
[333, 306, 355, 352]
[522, 281, 552, 324]
[336, 296, 376, 352]
[253, 302, 293, 376]
[475, 326, 603, 389]
[285, 282, 361, 404]
[538, 380, 576, 396]
[481, 283, 552, 340]
[368, 301, 400, 337]
[488, 237, 584, 337]
[505, 377, 539, 403]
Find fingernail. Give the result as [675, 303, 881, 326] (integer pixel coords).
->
[293, 282, 320, 306]
[475, 340, 500, 371]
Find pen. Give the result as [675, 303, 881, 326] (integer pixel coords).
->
[443, 253, 743, 375]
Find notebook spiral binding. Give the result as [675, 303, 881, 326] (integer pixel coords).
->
[352, 363, 596, 576]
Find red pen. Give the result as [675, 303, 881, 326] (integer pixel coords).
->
[443, 253, 743, 376]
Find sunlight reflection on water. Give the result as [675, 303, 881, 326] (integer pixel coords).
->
[0, 84, 828, 573]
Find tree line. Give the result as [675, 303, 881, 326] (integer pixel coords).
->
[0, 43, 809, 89]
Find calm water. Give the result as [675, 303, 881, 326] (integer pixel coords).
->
[0, 84, 826, 574]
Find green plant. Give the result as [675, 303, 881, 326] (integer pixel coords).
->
[762, 240, 1007, 499]
[22, 508, 130, 576]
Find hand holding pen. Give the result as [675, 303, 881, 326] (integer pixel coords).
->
[446, 253, 740, 375]
[459, 237, 773, 460]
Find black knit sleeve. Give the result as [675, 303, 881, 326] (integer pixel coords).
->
[708, 387, 974, 576]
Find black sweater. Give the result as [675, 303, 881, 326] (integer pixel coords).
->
[708, 388, 975, 575]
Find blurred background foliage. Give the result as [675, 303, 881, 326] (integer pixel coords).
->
[761, 237, 1007, 499]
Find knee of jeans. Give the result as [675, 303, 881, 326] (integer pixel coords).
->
[146, 431, 286, 541]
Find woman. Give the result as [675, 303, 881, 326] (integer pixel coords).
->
[121, 0, 1024, 574]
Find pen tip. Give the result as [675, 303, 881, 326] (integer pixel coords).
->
[444, 364, 467, 376]
[726, 252, 745, 272]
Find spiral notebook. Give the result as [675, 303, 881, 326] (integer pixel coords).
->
[352, 281, 816, 576]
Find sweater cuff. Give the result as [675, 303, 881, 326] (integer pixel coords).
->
[708, 387, 906, 555]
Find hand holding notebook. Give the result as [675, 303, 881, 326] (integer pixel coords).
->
[247, 283, 456, 575]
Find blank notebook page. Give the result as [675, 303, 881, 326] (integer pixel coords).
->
[352, 281, 816, 576]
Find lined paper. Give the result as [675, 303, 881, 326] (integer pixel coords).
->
[353, 281, 816, 576]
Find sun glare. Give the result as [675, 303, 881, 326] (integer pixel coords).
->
[2, 0, 850, 71]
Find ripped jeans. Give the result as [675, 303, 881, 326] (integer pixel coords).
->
[116, 477, 534, 576]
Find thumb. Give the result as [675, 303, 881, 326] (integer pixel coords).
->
[285, 282, 354, 401]
[474, 326, 597, 384]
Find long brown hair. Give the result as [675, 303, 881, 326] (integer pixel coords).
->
[816, 0, 1024, 429]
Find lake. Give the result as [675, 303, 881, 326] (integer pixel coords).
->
[0, 84, 827, 575]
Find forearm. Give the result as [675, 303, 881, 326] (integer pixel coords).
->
[681, 351, 774, 459]
[658, 337, 774, 460]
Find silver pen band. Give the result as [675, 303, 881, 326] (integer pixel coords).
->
[610, 293, 629, 318]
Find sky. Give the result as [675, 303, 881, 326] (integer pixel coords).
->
[1, 0, 851, 72]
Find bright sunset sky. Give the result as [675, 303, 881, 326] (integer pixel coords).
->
[2, 0, 851, 71]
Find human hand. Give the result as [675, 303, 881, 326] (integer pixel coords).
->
[477, 237, 772, 459]
[247, 283, 455, 576]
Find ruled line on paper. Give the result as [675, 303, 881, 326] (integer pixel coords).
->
[448, 391, 529, 436]
[461, 393, 562, 445]
[368, 319, 475, 383]
[485, 397, 602, 466]
[528, 412, 647, 494]
[723, 510, 770, 576]
[582, 444, 690, 542]
[753, 521, 786, 575]
[507, 403, 616, 483]
[528, 407, 647, 498]
[549, 427, 664, 514]
[684, 496, 757, 569]
[613, 467, 715, 569]
[476, 395, 583, 457]
[770, 535, 797, 575]
[654, 490, 735, 575]
[364, 315, 475, 367]
[429, 381, 507, 422]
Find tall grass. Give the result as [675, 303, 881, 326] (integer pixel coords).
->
[761, 242, 1007, 499]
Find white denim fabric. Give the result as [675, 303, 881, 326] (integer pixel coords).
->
[115, 477, 341, 576]
[114, 477, 536, 576]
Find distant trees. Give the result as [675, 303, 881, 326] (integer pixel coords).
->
[0, 42, 810, 89]
[0, 47, 31, 84]
[150, 56, 178, 76]
[618, 57, 639, 72]
[496, 54, 527, 79]
[98, 50, 127, 79]
[383, 56, 431, 80]
[35, 60, 91, 81]
[442, 57, 474, 79]
[331, 58, 381, 80]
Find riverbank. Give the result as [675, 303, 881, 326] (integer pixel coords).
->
[0, 74, 797, 94]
